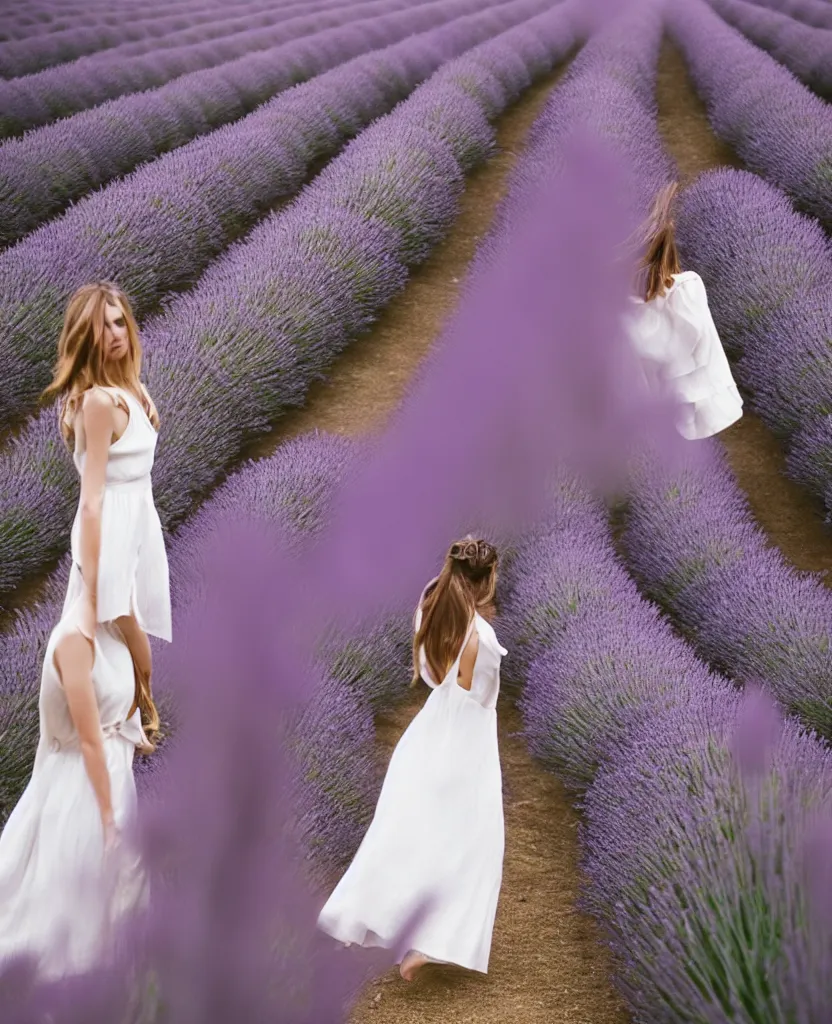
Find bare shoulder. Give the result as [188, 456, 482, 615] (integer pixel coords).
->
[80, 387, 118, 437]
[81, 387, 117, 416]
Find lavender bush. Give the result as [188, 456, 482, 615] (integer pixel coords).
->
[500, 479, 728, 791]
[669, 0, 832, 230]
[0, 0, 307, 78]
[620, 442, 832, 736]
[708, 0, 832, 98]
[0, 0, 552, 338]
[583, 689, 832, 1022]
[0, 4, 582, 599]
[730, 0, 832, 29]
[676, 167, 832, 516]
[0, 0, 484, 231]
[0, 0, 405, 137]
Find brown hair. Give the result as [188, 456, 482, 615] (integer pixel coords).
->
[129, 677, 160, 753]
[41, 281, 156, 447]
[637, 183, 682, 302]
[412, 537, 498, 687]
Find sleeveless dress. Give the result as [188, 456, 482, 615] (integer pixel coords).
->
[68, 385, 171, 640]
[0, 385, 169, 979]
[626, 270, 743, 440]
[317, 607, 507, 973]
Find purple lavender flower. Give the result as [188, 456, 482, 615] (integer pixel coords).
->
[676, 167, 832, 513]
[0, 0, 524, 251]
[0, 0, 420, 138]
[708, 0, 832, 98]
[0, 0, 346, 79]
[669, 0, 832, 230]
[0, 4, 580, 598]
[583, 692, 832, 1021]
[621, 442, 832, 736]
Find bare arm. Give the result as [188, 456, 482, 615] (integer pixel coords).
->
[55, 635, 113, 833]
[457, 631, 479, 692]
[78, 389, 114, 631]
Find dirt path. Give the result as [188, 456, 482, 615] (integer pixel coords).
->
[245, 68, 628, 1024]
[656, 41, 832, 578]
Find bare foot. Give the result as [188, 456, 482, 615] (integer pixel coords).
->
[399, 950, 429, 982]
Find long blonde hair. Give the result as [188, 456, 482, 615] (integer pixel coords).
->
[41, 281, 156, 446]
[637, 182, 682, 302]
[412, 537, 498, 687]
[44, 281, 161, 748]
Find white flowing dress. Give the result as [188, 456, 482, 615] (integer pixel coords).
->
[69, 385, 171, 641]
[626, 270, 743, 440]
[0, 384, 170, 979]
[318, 608, 506, 974]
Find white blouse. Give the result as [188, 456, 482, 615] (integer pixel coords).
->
[626, 271, 743, 440]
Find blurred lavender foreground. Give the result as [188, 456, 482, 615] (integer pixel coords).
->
[0, 127, 650, 1020]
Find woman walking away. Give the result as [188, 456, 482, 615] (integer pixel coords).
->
[0, 281, 171, 980]
[626, 182, 743, 440]
[318, 537, 507, 982]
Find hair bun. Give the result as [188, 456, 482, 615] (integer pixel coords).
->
[449, 537, 497, 573]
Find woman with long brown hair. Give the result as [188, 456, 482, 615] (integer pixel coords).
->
[626, 182, 743, 439]
[318, 537, 507, 982]
[0, 281, 170, 978]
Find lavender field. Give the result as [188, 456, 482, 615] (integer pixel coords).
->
[0, 0, 831, 1020]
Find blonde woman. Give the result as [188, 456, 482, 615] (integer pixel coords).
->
[626, 182, 743, 439]
[0, 282, 171, 978]
[319, 537, 507, 981]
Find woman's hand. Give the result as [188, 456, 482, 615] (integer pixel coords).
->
[103, 817, 120, 854]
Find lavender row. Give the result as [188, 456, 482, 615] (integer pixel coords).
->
[0, 0, 239, 45]
[0, 0, 548, 406]
[0, 432, 402, 876]
[493, 0, 672, 238]
[669, 0, 832, 231]
[0, 0, 532, 254]
[0, 0, 298, 78]
[495, 4, 832, 1016]
[619, 441, 832, 736]
[502, 483, 832, 1018]
[732, 0, 832, 29]
[0, 6, 581, 601]
[677, 167, 832, 517]
[0, 0, 412, 137]
[708, 0, 832, 98]
[0, 0, 496, 247]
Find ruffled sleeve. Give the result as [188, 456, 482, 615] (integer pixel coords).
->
[665, 273, 744, 439]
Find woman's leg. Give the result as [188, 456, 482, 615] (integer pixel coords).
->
[399, 950, 430, 982]
[114, 615, 155, 753]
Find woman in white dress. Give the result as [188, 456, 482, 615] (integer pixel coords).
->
[626, 182, 743, 440]
[0, 281, 171, 979]
[318, 537, 507, 982]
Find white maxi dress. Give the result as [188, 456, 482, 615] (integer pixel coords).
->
[318, 608, 506, 973]
[0, 385, 172, 979]
[626, 270, 743, 440]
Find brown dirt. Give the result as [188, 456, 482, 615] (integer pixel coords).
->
[656, 41, 832, 578]
[241, 67, 626, 1024]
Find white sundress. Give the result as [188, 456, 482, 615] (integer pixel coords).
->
[0, 384, 171, 979]
[68, 385, 171, 640]
[318, 605, 507, 974]
[626, 270, 743, 440]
